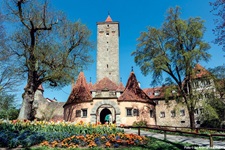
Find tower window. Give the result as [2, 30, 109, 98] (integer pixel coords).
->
[106, 32, 109, 35]
[82, 109, 87, 117]
[76, 110, 81, 117]
[107, 64, 108, 68]
[133, 109, 139, 116]
[126, 108, 132, 116]
[107, 42, 108, 43]
[107, 24, 109, 27]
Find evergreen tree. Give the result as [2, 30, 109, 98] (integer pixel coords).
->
[0, 92, 19, 120]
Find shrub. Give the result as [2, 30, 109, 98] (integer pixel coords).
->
[132, 120, 147, 127]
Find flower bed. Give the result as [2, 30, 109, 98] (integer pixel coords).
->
[0, 120, 148, 149]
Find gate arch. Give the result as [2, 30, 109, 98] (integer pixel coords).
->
[90, 100, 121, 125]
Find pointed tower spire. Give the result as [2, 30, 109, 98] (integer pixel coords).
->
[105, 13, 113, 22]
[64, 72, 92, 107]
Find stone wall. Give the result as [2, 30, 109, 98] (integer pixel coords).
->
[34, 89, 64, 121]
[118, 101, 156, 126]
[155, 100, 190, 127]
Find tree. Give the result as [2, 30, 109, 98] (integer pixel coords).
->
[209, 65, 225, 99]
[210, 0, 225, 52]
[0, 11, 20, 92]
[3, 0, 93, 120]
[132, 7, 210, 128]
[199, 65, 225, 128]
[0, 91, 19, 120]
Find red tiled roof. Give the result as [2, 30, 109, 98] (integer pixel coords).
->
[64, 72, 92, 106]
[193, 64, 210, 78]
[117, 82, 125, 91]
[143, 87, 164, 99]
[92, 77, 118, 91]
[88, 82, 93, 91]
[38, 84, 44, 91]
[118, 72, 155, 104]
[105, 15, 113, 22]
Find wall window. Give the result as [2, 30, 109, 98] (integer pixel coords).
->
[154, 100, 158, 105]
[181, 121, 185, 123]
[133, 109, 139, 116]
[193, 81, 199, 88]
[150, 110, 154, 118]
[160, 111, 165, 118]
[194, 109, 199, 115]
[171, 110, 176, 117]
[180, 109, 185, 116]
[126, 108, 132, 116]
[106, 32, 109, 36]
[76, 110, 81, 117]
[82, 109, 87, 117]
[126, 108, 139, 116]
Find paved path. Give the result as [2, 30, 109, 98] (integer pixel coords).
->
[123, 128, 225, 149]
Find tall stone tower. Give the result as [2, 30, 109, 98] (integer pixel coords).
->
[96, 15, 120, 84]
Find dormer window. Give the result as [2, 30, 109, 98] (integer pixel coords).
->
[154, 90, 160, 96]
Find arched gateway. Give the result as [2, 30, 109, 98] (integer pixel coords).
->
[90, 100, 121, 125]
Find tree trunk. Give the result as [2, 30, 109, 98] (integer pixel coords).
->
[189, 110, 196, 129]
[17, 83, 36, 120]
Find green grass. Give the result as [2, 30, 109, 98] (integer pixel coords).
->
[146, 128, 225, 141]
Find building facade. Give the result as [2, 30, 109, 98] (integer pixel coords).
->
[33, 15, 222, 128]
[63, 15, 156, 126]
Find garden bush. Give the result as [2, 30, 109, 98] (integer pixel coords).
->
[132, 120, 147, 127]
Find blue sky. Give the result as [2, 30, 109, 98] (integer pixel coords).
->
[15, 0, 225, 103]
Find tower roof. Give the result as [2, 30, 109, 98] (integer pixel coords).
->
[92, 77, 118, 91]
[116, 82, 125, 92]
[118, 72, 155, 104]
[105, 15, 113, 22]
[64, 72, 92, 106]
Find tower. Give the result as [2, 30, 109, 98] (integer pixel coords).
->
[96, 14, 120, 84]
